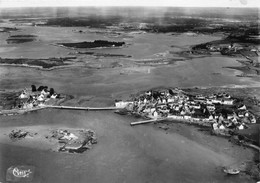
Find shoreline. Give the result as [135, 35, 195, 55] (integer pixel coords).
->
[129, 113, 260, 150]
[155, 121, 260, 178]
[159, 119, 260, 151]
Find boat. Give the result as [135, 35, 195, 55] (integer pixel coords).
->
[223, 168, 240, 175]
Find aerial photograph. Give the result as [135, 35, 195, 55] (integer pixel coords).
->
[0, 0, 259, 182]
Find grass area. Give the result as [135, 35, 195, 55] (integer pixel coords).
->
[59, 40, 125, 49]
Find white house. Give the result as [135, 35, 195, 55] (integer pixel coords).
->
[206, 104, 215, 111]
[115, 101, 133, 108]
[184, 115, 191, 120]
[212, 99, 222, 104]
[206, 99, 213, 104]
[193, 103, 201, 109]
[222, 99, 234, 105]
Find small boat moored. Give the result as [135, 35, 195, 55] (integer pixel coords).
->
[223, 168, 240, 175]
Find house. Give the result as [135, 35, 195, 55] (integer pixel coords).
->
[143, 108, 151, 113]
[212, 123, 218, 130]
[238, 105, 247, 110]
[19, 92, 28, 99]
[194, 95, 206, 103]
[167, 98, 175, 103]
[227, 114, 234, 120]
[23, 103, 33, 109]
[115, 101, 133, 108]
[206, 104, 215, 111]
[37, 94, 45, 101]
[223, 94, 231, 98]
[250, 117, 256, 123]
[195, 95, 205, 100]
[238, 111, 245, 118]
[206, 99, 213, 104]
[238, 124, 245, 130]
[193, 103, 201, 109]
[222, 99, 234, 105]
[145, 91, 151, 96]
[51, 93, 58, 99]
[212, 98, 222, 104]
[192, 117, 201, 121]
[19, 90, 30, 99]
[184, 115, 191, 120]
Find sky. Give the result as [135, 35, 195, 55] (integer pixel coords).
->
[0, 0, 259, 8]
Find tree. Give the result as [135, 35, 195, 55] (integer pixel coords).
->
[152, 91, 160, 99]
[169, 89, 174, 95]
[31, 85, 37, 92]
[37, 86, 44, 91]
[49, 88, 55, 95]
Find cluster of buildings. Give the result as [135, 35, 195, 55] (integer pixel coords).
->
[18, 85, 59, 109]
[193, 42, 259, 57]
[115, 88, 256, 131]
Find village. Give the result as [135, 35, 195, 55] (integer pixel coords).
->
[1, 85, 258, 134]
[115, 88, 257, 133]
[0, 85, 67, 116]
[191, 41, 259, 58]
[0, 85, 122, 116]
[18, 85, 61, 108]
[1, 85, 98, 154]
[0, 85, 259, 176]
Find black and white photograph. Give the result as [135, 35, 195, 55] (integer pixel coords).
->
[0, 0, 259, 182]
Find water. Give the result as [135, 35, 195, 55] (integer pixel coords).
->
[0, 109, 254, 183]
[0, 21, 257, 182]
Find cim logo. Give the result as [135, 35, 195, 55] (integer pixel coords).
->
[6, 165, 35, 182]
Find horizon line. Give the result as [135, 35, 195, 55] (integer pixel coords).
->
[0, 5, 259, 9]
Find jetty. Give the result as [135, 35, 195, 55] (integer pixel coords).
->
[0, 106, 48, 115]
[47, 105, 122, 111]
[130, 114, 215, 126]
[130, 118, 166, 126]
[0, 105, 123, 116]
